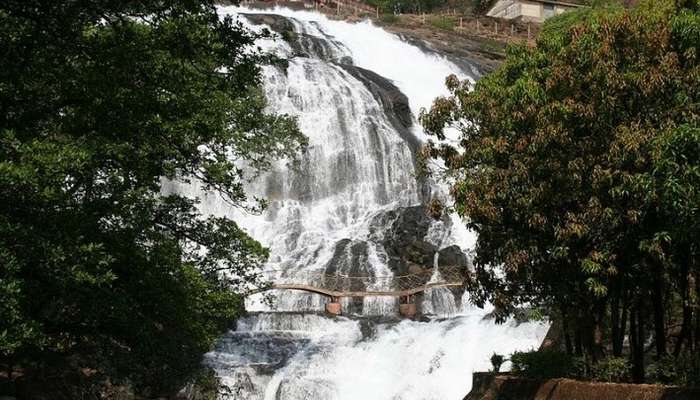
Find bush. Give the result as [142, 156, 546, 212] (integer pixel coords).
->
[647, 353, 700, 386]
[380, 14, 399, 24]
[428, 16, 454, 30]
[590, 357, 630, 383]
[510, 350, 575, 380]
[490, 353, 505, 373]
[281, 29, 297, 43]
[471, 0, 494, 13]
[647, 355, 681, 385]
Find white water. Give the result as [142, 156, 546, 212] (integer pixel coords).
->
[177, 6, 548, 399]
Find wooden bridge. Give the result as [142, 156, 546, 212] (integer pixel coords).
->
[247, 265, 467, 298]
[247, 266, 467, 316]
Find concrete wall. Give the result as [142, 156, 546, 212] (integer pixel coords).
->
[520, 1, 543, 21]
[464, 373, 700, 400]
[488, 0, 580, 23]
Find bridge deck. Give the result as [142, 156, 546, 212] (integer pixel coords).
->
[246, 266, 467, 298]
[266, 282, 464, 297]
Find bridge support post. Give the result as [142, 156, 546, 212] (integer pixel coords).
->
[399, 295, 417, 318]
[325, 297, 342, 316]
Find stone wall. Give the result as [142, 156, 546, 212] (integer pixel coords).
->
[464, 372, 700, 400]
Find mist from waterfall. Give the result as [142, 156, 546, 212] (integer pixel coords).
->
[171, 6, 549, 399]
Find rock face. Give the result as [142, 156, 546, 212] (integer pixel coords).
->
[369, 205, 434, 275]
[243, 13, 351, 63]
[308, 206, 470, 314]
[242, 13, 295, 37]
[243, 13, 421, 157]
[438, 245, 469, 267]
[339, 65, 417, 151]
[368, 206, 469, 275]
[276, 378, 337, 399]
[320, 206, 467, 276]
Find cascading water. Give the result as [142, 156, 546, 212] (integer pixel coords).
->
[174, 6, 549, 399]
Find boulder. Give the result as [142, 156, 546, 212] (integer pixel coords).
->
[242, 13, 295, 36]
[437, 245, 469, 267]
[369, 206, 438, 274]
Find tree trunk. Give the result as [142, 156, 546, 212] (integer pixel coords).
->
[611, 288, 622, 356]
[674, 251, 691, 357]
[576, 310, 597, 362]
[630, 302, 646, 383]
[618, 292, 629, 356]
[630, 306, 638, 378]
[651, 260, 666, 358]
[695, 309, 700, 350]
[564, 324, 573, 355]
[593, 304, 605, 361]
[574, 327, 583, 356]
[561, 306, 573, 355]
[695, 270, 700, 350]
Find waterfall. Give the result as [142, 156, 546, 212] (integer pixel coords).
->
[172, 6, 549, 399]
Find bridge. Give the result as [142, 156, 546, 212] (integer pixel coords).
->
[246, 266, 468, 316]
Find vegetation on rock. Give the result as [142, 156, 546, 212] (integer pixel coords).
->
[0, 0, 305, 397]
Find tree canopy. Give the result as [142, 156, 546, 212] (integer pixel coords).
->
[421, 0, 700, 383]
[0, 0, 304, 396]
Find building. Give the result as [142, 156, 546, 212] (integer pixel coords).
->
[486, 0, 584, 23]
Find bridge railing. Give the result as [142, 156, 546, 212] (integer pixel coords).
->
[252, 265, 468, 296]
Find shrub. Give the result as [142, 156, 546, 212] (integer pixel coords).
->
[647, 353, 700, 386]
[471, 0, 494, 13]
[380, 14, 399, 24]
[281, 29, 297, 43]
[590, 357, 631, 383]
[490, 353, 505, 373]
[510, 350, 575, 380]
[428, 16, 454, 30]
[647, 355, 681, 385]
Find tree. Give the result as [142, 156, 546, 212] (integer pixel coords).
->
[420, 0, 699, 381]
[0, 0, 305, 396]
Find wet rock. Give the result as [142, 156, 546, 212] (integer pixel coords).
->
[371, 206, 438, 274]
[275, 378, 338, 399]
[324, 240, 370, 279]
[437, 245, 469, 267]
[358, 319, 378, 340]
[339, 64, 419, 154]
[242, 13, 295, 37]
[323, 239, 372, 314]
[406, 240, 438, 266]
[243, 14, 348, 63]
[295, 33, 341, 60]
[227, 370, 262, 399]
[407, 263, 427, 275]
[211, 331, 312, 372]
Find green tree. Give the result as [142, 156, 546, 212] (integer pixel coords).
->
[421, 0, 699, 381]
[0, 0, 305, 396]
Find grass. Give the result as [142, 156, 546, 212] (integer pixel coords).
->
[428, 16, 455, 30]
[380, 13, 400, 24]
[479, 37, 504, 54]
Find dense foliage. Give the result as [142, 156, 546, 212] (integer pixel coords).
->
[510, 350, 576, 380]
[509, 350, 633, 383]
[368, 0, 454, 15]
[0, 0, 304, 396]
[421, 0, 700, 384]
